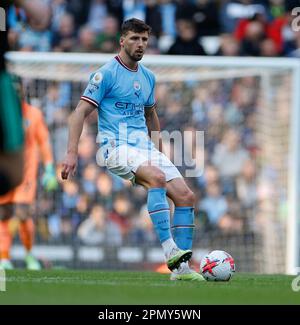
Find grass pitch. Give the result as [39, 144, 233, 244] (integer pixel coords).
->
[0, 270, 299, 305]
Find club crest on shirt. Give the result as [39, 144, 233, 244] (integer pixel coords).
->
[133, 81, 141, 91]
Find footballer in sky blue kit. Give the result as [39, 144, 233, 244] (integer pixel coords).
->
[62, 18, 204, 281]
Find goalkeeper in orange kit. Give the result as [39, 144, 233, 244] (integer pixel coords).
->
[0, 100, 57, 270]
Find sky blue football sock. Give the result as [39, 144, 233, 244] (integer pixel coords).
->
[147, 188, 171, 243]
[172, 207, 195, 250]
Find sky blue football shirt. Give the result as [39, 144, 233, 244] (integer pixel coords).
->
[81, 56, 156, 151]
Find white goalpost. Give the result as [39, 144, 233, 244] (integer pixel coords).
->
[6, 51, 300, 274]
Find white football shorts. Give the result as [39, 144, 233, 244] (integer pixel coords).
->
[98, 144, 182, 183]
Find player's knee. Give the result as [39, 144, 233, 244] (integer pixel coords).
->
[186, 190, 196, 206]
[149, 169, 166, 188]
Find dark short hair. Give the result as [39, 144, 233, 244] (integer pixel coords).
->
[121, 18, 152, 36]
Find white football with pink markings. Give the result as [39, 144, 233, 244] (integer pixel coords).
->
[200, 250, 235, 281]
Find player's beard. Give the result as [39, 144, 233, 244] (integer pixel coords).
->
[125, 47, 144, 62]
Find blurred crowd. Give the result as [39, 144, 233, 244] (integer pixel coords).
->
[6, 0, 300, 58]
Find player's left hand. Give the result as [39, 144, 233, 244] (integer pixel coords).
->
[42, 163, 58, 191]
[61, 152, 77, 180]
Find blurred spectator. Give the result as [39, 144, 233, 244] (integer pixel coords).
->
[95, 15, 120, 53]
[77, 132, 96, 167]
[259, 37, 279, 56]
[42, 82, 68, 126]
[60, 180, 80, 240]
[167, 19, 206, 55]
[60, 215, 73, 242]
[50, 0, 68, 32]
[266, 0, 286, 21]
[70, 193, 90, 232]
[109, 194, 132, 237]
[218, 212, 244, 234]
[62, 180, 79, 210]
[196, 164, 220, 195]
[73, 25, 97, 52]
[86, 0, 108, 34]
[212, 129, 250, 179]
[48, 211, 62, 241]
[107, 0, 123, 25]
[163, 93, 187, 131]
[215, 34, 242, 56]
[219, 0, 266, 33]
[241, 113, 256, 151]
[16, 4, 52, 52]
[236, 159, 257, 210]
[78, 204, 122, 246]
[191, 86, 210, 126]
[240, 21, 266, 56]
[145, 34, 160, 54]
[159, 0, 177, 37]
[224, 101, 244, 128]
[199, 182, 228, 228]
[51, 109, 69, 163]
[81, 163, 98, 197]
[234, 12, 269, 42]
[96, 171, 114, 210]
[66, 0, 92, 29]
[40, 81, 70, 163]
[145, 0, 162, 38]
[75, 194, 90, 221]
[130, 186, 147, 209]
[52, 13, 77, 52]
[176, 0, 220, 37]
[128, 204, 156, 245]
[284, 30, 300, 58]
[122, 0, 146, 21]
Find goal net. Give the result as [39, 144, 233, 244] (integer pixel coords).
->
[6, 52, 300, 274]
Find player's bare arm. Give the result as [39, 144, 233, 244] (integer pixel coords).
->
[144, 106, 163, 153]
[61, 100, 95, 180]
